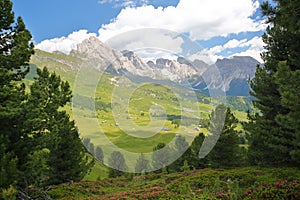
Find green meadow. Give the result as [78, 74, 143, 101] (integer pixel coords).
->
[30, 49, 251, 178]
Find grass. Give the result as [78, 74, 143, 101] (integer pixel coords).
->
[83, 161, 109, 181]
[233, 110, 248, 121]
[30, 49, 255, 181]
[26, 50, 300, 200]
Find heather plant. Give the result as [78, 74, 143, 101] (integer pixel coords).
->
[243, 180, 300, 200]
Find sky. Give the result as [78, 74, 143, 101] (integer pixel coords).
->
[11, 0, 267, 63]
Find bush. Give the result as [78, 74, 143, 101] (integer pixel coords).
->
[1, 185, 17, 200]
[243, 180, 300, 200]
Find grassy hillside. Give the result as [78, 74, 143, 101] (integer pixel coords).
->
[27, 50, 300, 200]
[30, 49, 252, 179]
[46, 167, 300, 199]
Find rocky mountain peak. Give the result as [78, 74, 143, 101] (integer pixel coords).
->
[76, 36, 117, 60]
[67, 37, 261, 95]
[216, 56, 259, 69]
[177, 57, 193, 66]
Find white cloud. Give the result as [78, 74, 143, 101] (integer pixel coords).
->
[98, 0, 263, 42]
[231, 36, 264, 62]
[98, 0, 149, 7]
[224, 39, 248, 49]
[35, 0, 266, 62]
[135, 49, 179, 62]
[188, 48, 224, 64]
[209, 37, 260, 54]
[35, 30, 97, 54]
[189, 36, 264, 63]
[105, 28, 184, 54]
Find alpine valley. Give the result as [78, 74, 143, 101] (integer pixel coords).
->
[31, 36, 261, 97]
[28, 36, 255, 161]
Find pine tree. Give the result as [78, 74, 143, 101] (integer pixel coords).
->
[108, 151, 128, 177]
[152, 143, 170, 173]
[207, 105, 240, 168]
[169, 135, 192, 172]
[89, 143, 95, 156]
[47, 120, 93, 185]
[180, 160, 190, 172]
[135, 153, 150, 174]
[0, 0, 94, 192]
[189, 133, 208, 169]
[276, 62, 300, 165]
[27, 67, 94, 185]
[246, 0, 300, 166]
[0, 0, 34, 189]
[95, 146, 104, 163]
[83, 138, 91, 149]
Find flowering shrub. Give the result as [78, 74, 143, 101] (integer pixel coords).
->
[47, 167, 300, 199]
[243, 180, 300, 200]
[101, 185, 176, 199]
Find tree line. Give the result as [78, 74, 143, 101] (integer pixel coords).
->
[105, 104, 246, 178]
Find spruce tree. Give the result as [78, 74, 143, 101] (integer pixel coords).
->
[0, 0, 34, 189]
[27, 67, 94, 185]
[276, 62, 300, 165]
[189, 133, 208, 169]
[47, 120, 93, 185]
[95, 146, 104, 163]
[152, 142, 170, 173]
[135, 153, 150, 174]
[108, 151, 128, 177]
[89, 143, 95, 156]
[169, 135, 192, 172]
[246, 0, 300, 166]
[207, 105, 240, 168]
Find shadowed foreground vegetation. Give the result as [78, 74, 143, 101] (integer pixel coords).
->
[45, 167, 300, 199]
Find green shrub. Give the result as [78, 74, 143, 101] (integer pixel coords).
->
[243, 180, 300, 200]
[1, 185, 17, 200]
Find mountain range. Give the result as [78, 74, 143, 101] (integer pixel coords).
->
[32, 36, 261, 96]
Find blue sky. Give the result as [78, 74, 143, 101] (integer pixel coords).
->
[11, 0, 267, 63]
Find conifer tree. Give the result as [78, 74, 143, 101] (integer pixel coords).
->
[207, 105, 240, 168]
[135, 153, 150, 174]
[89, 143, 95, 156]
[189, 133, 208, 169]
[108, 151, 128, 177]
[0, 0, 34, 190]
[276, 62, 300, 165]
[169, 135, 192, 172]
[152, 143, 170, 173]
[0, 0, 94, 192]
[26, 67, 94, 185]
[95, 146, 104, 163]
[246, 0, 300, 166]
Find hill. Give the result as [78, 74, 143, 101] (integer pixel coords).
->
[29, 48, 250, 153]
[25, 35, 298, 200]
[29, 45, 253, 176]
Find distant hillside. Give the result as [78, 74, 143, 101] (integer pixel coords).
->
[189, 56, 260, 96]
[29, 48, 253, 162]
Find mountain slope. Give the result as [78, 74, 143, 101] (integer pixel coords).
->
[189, 56, 260, 96]
[32, 36, 260, 96]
